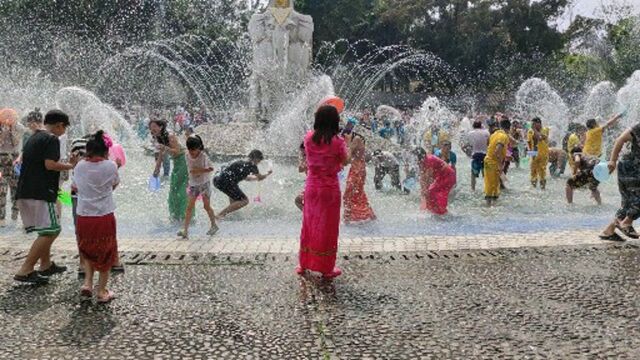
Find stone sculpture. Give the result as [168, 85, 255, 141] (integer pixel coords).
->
[248, 0, 314, 123]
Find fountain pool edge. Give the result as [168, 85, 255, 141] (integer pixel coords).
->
[0, 230, 634, 255]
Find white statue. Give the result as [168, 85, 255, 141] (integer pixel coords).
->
[248, 0, 314, 122]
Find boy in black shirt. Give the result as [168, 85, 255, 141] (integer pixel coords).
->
[213, 150, 272, 219]
[14, 110, 77, 284]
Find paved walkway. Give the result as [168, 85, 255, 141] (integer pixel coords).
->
[0, 245, 638, 359]
[0, 229, 628, 255]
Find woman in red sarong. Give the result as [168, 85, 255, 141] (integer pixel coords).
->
[297, 105, 350, 278]
[343, 132, 376, 223]
[415, 148, 456, 215]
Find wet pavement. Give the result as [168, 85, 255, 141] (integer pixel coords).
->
[0, 244, 639, 359]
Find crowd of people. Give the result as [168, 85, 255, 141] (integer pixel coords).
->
[2, 97, 638, 298]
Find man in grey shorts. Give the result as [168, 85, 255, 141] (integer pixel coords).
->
[13, 110, 77, 284]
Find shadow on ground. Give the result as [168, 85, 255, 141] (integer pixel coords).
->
[0, 245, 639, 359]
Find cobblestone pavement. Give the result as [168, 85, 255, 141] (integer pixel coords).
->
[0, 244, 639, 359]
[0, 229, 628, 255]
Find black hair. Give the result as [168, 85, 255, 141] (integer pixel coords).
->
[248, 149, 264, 162]
[149, 119, 170, 146]
[85, 130, 109, 158]
[586, 118, 597, 130]
[472, 120, 482, 129]
[532, 117, 542, 124]
[44, 109, 70, 127]
[500, 119, 511, 131]
[412, 147, 427, 162]
[26, 108, 43, 123]
[186, 135, 204, 151]
[299, 142, 305, 150]
[571, 146, 583, 155]
[312, 105, 340, 145]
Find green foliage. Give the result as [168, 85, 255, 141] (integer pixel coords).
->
[0, 0, 636, 97]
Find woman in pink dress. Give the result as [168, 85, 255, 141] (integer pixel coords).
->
[415, 148, 456, 215]
[297, 106, 350, 278]
[343, 132, 376, 224]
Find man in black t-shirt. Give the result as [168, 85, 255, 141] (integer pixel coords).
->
[14, 110, 77, 284]
[213, 149, 272, 219]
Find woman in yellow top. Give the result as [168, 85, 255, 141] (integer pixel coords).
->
[584, 113, 623, 157]
[527, 118, 550, 189]
[484, 119, 510, 206]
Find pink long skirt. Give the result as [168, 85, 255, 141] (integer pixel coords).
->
[299, 182, 341, 275]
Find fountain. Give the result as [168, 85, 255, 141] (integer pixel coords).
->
[616, 70, 640, 128]
[0, 2, 635, 242]
[515, 78, 570, 143]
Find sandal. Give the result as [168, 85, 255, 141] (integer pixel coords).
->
[14, 271, 49, 284]
[97, 290, 116, 304]
[616, 224, 639, 239]
[80, 286, 93, 297]
[322, 267, 342, 279]
[599, 233, 625, 242]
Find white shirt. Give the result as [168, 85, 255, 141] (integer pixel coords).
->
[468, 129, 490, 155]
[187, 152, 211, 186]
[72, 159, 119, 216]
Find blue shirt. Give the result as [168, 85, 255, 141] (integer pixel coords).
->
[434, 149, 457, 167]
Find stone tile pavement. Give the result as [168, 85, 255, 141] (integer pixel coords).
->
[0, 229, 633, 255]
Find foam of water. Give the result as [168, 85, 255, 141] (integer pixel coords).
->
[515, 78, 570, 142]
[6, 147, 611, 240]
[55, 86, 137, 144]
[616, 70, 640, 128]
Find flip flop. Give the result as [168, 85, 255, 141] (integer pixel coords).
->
[599, 233, 625, 242]
[97, 290, 116, 304]
[616, 224, 639, 239]
[80, 286, 93, 297]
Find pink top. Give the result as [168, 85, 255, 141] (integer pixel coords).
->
[303, 131, 347, 186]
[424, 154, 454, 180]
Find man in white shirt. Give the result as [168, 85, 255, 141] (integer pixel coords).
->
[467, 120, 490, 191]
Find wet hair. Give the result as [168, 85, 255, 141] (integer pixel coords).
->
[586, 118, 597, 130]
[576, 124, 587, 133]
[472, 120, 482, 129]
[44, 109, 70, 127]
[312, 105, 340, 145]
[500, 119, 511, 131]
[248, 149, 264, 162]
[149, 119, 170, 146]
[186, 135, 204, 151]
[413, 147, 427, 162]
[571, 146, 583, 155]
[85, 130, 109, 158]
[26, 108, 43, 123]
[531, 117, 542, 124]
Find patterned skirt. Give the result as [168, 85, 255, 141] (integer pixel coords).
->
[616, 158, 640, 221]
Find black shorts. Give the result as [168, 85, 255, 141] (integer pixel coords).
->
[567, 172, 599, 191]
[213, 177, 247, 202]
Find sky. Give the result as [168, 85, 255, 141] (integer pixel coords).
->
[556, 0, 640, 30]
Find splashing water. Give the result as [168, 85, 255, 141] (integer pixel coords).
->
[55, 87, 137, 145]
[616, 70, 640, 128]
[515, 78, 570, 142]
